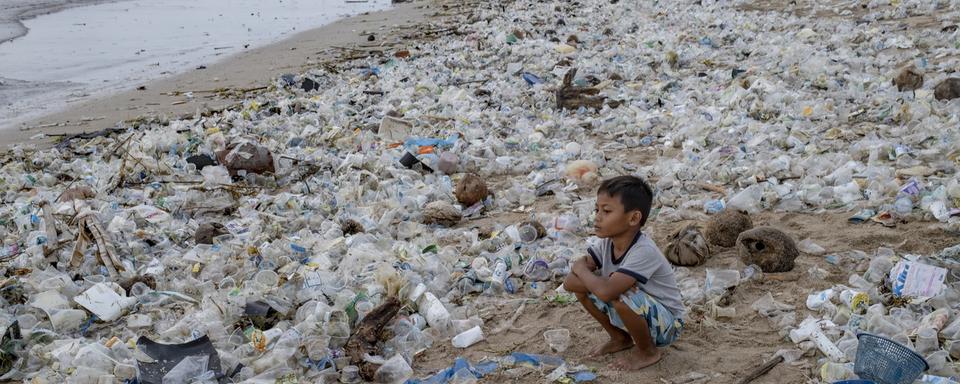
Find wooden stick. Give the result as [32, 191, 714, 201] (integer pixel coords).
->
[448, 78, 490, 86]
[698, 182, 727, 195]
[736, 355, 784, 384]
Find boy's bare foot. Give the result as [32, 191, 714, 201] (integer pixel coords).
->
[589, 337, 633, 357]
[609, 346, 662, 370]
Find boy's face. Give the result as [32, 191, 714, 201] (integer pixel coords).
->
[594, 192, 643, 238]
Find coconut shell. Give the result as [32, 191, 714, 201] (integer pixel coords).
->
[664, 224, 710, 267]
[455, 173, 490, 206]
[422, 201, 462, 227]
[892, 67, 923, 92]
[736, 227, 799, 273]
[704, 209, 753, 247]
[216, 141, 275, 176]
[934, 78, 960, 101]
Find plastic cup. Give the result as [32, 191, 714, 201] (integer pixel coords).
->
[219, 277, 236, 290]
[518, 224, 539, 243]
[340, 365, 361, 383]
[254, 270, 279, 290]
[926, 350, 949, 373]
[543, 328, 571, 353]
[355, 301, 374, 321]
[129, 282, 152, 297]
[916, 327, 939, 355]
[83, 274, 107, 286]
[945, 339, 960, 359]
[15, 313, 37, 330]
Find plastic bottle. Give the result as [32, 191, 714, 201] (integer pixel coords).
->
[451, 325, 484, 348]
[417, 292, 451, 333]
[491, 257, 510, 290]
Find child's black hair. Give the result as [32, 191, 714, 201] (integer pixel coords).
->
[598, 175, 654, 227]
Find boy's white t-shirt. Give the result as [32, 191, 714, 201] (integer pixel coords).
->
[587, 231, 686, 318]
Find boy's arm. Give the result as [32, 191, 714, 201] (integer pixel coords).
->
[572, 254, 598, 271]
[572, 262, 636, 302]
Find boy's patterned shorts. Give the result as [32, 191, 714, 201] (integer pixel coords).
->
[588, 286, 684, 347]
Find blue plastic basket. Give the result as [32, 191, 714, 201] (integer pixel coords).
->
[854, 333, 928, 384]
[834, 380, 875, 384]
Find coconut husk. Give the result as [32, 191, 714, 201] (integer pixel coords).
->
[59, 186, 96, 202]
[704, 209, 753, 247]
[215, 141, 275, 176]
[555, 68, 608, 110]
[194, 222, 228, 245]
[892, 66, 923, 92]
[934, 78, 960, 101]
[422, 201, 462, 227]
[455, 173, 489, 207]
[345, 296, 401, 380]
[341, 219, 365, 236]
[736, 227, 799, 273]
[664, 224, 710, 267]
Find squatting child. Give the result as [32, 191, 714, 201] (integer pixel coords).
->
[562, 175, 685, 370]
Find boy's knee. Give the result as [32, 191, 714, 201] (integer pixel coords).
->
[611, 299, 644, 320]
[562, 273, 582, 291]
[611, 298, 630, 312]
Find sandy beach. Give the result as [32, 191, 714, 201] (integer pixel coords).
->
[1, 0, 436, 148]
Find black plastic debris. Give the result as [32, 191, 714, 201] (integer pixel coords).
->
[399, 152, 433, 173]
[136, 335, 224, 384]
[301, 78, 321, 92]
[0, 320, 22, 377]
[186, 154, 217, 171]
[535, 179, 561, 197]
[244, 300, 285, 329]
[288, 137, 305, 148]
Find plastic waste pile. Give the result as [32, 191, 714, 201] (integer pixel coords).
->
[778, 246, 960, 383]
[0, 0, 960, 382]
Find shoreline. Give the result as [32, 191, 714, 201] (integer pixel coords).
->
[0, 0, 121, 45]
[2, 0, 439, 148]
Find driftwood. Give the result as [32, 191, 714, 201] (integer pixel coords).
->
[70, 211, 125, 278]
[555, 68, 607, 110]
[53, 128, 127, 150]
[736, 355, 784, 384]
[344, 296, 402, 380]
[39, 202, 59, 258]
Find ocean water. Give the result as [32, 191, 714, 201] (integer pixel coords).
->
[0, 0, 390, 131]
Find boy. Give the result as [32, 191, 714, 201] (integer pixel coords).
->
[562, 175, 685, 370]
